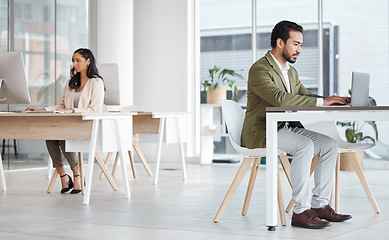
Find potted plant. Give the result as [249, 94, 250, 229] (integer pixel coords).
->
[201, 66, 243, 104]
[336, 92, 378, 170]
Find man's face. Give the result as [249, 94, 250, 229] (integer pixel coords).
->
[281, 30, 303, 64]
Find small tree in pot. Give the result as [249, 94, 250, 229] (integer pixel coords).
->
[201, 66, 243, 104]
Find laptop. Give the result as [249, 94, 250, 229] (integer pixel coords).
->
[350, 72, 370, 107]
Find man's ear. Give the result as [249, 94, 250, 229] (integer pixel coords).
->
[276, 38, 284, 48]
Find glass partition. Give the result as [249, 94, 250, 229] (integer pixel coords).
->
[200, 0, 252, 161]
[0, 0, 89, 170]
[324, 0, 389, 147]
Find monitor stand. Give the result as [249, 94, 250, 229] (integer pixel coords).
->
[0, 79, 7, 102]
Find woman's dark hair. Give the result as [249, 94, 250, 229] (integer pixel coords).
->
[68, 48, 103, 89]
[270, 20, 303, 48]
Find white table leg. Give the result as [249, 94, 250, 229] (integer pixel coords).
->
[266, 114, 278, 231]
[153, 117, 166, 185]
[114, 119, 131, 199]
[83, 119, 99, 205]
[175, 117, 187, 182]
[0, 154, 6, 191]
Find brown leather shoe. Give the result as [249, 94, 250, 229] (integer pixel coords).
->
[311, 205, 352, 222]
[291, 209, 331, 229]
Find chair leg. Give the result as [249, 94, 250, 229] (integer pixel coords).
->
[329, 190, 333, 207]
[242, 158, 260, 216]
[133, 140, 153, 176]
[279, 155, 294, 213]
[310, 156, 317, 176]
[99, 152, 114, 179]
[94, 152, 118, 191]
[111, 151, 137, 178]
[46, 169, 58, 193]
[279, 155, 292, 187]
[213, 158, 253, 223]
[112, 152, 120, 176]
[277, 169, 286, 226]
[128, 151, 137, 178]
[348, 151, 380, 213]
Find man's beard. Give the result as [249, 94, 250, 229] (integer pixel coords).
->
[282, 49, 298, 64]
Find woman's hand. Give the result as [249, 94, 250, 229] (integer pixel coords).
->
[25, 107, 45, 112]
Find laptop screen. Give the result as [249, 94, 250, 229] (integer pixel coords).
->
[350, 72, 370, 107]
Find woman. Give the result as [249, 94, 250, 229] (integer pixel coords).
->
[25, 48, 104, 194]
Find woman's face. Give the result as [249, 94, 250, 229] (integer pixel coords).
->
[72, 52, 90, 74]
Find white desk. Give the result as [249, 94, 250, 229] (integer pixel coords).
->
[0, 112, 134, 205]
[133, 112, 188, 185]
[265, 106, 389, 231]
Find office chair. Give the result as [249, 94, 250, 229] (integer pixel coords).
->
[213, 100, 288, 226]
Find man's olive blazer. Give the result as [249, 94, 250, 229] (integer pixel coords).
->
[241, 51, 322, 149]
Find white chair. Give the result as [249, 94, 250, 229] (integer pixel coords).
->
[302, 121, 379, 213]
[213, 100, 289, 226]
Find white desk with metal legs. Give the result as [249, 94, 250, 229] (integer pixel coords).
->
[265, 106, 389, 231]
[0, 112, 134, 205]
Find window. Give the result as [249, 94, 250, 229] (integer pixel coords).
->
[199, 0, 389, 158]
[0, 0, 88, 170]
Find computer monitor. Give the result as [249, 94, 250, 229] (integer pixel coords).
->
[350, 72, 370, 107]
[0, 51, 31, 104]
[97, 63, 120, 105]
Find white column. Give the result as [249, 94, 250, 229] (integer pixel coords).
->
[95, 0, 134, 107]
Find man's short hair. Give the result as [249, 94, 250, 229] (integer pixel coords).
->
[271, 20, 303, 48]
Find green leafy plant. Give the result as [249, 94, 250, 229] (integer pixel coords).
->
[201, 66, 243, 100]
[336, 90, 378, 143]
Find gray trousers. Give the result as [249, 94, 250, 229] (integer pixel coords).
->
[46, 140, 78, 170]
[278, 127, 338, 214]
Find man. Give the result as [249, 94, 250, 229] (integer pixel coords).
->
[241, 20, 352, 229]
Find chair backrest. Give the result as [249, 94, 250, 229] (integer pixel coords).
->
[221, 100, 245, 147]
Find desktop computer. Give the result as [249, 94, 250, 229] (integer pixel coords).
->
[0, 51, 31, 104]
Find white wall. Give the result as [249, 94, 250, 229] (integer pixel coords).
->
[133, 0, 197, 161]
[95, 0, 134, 106]
[133, 0, 191, 112]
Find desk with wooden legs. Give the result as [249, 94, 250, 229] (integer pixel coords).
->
[0, 112, 133, 205]
[104, 112, 188, 185]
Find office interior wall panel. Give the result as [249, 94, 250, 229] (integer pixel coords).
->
[133, 0, 189, 112]
[96, 0, 134, 107]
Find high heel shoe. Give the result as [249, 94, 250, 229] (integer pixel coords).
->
[70, 174, 81, 194]
[60, 174, 73, 194]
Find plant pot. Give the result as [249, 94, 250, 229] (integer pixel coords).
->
[206, 85, 226, 104]
[339, 150, 364, 171]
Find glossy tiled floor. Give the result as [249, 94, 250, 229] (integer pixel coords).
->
[0, 159, 388, 240]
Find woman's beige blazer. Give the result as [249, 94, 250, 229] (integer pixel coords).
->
[45, 77, 104, 113]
